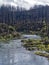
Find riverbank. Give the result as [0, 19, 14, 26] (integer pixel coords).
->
[0, 23, 21, 42]
[0, 32, 21, 42]
[21, 38, 49, 59]
[35, 51, 49, 59]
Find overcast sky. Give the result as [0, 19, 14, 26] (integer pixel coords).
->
[0, 0, 49, 9]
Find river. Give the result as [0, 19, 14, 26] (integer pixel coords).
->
[0, 35, 49, 65]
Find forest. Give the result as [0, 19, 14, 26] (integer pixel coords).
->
[0, 5, 49, 32]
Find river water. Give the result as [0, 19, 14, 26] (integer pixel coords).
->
[0, 35, 49, 65]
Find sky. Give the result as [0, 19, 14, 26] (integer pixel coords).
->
[0, 0, 49, 9]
